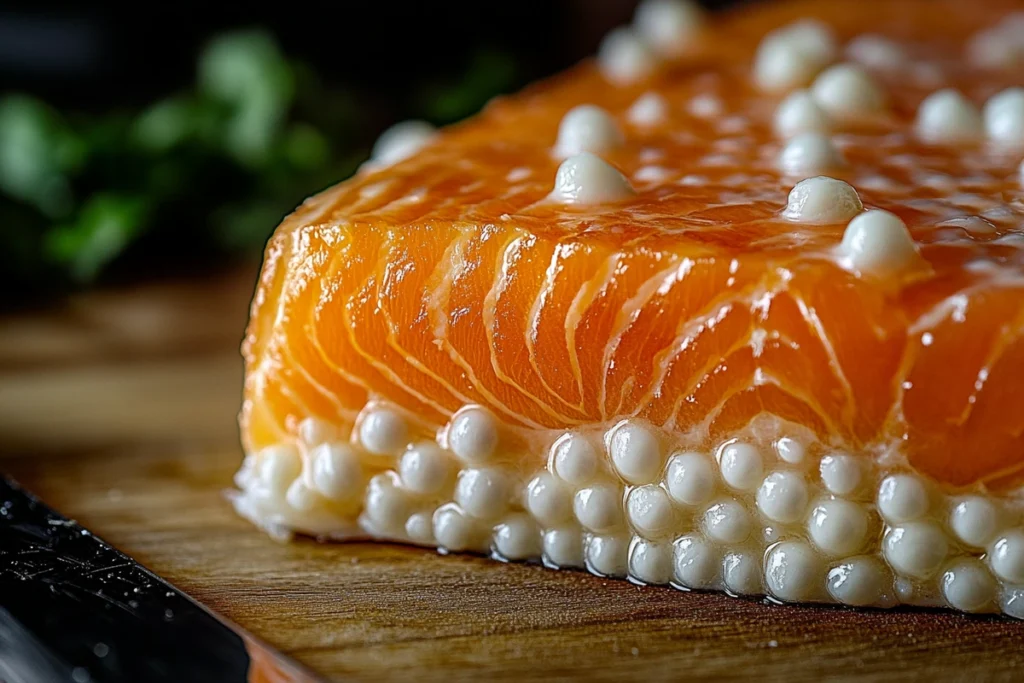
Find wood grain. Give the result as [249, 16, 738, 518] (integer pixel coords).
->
[2, 270, 1023, 682]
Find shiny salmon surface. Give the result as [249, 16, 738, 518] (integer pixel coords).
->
[241, 0, 1024, 491]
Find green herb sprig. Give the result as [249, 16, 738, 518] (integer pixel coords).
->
[0, 29, 518, 296]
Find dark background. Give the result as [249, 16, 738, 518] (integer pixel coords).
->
[0, 1, 739, 302]
[2, 3, 625, 110]
[2, 2, 736, 108]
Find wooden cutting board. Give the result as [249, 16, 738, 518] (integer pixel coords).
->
[2, 268, 1023, 682]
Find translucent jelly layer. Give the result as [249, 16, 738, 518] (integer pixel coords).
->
[232, 402, 1024, 619]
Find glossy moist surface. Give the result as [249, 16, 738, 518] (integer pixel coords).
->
[242, 0, 1024, 490]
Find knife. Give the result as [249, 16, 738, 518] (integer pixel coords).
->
[0, 476, 320, 683]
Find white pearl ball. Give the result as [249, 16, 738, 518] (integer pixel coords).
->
[574, 483, 624, 533]
[309, 442, 364, 502]
[755, 40, 821, 93]
[629, 537, 674, 585]
[826, 556, 890, 606]
[891, 576, 923, 605]
[717, 442, 763, 491]
[543, 526, 585, 569]
[597, 27, 658, 85]
[550, 153, 636, 205]
[433, 504, 478, 552]
[358, 406, 409, 456]
[405, 511, 435, 544]
[949, 496, 1000, 548]
[966, 26, 1022, 70]
[818, 453, 862, 496]
[877, 474, 929, 523]
[665, 451, 716, 506]
[587, 534, 630, 577]
[764, 541, 822, 602]
[756, 471, 809, 524]
[777, 132, 844, 175]
[722, 551, 763, 596]
[782, 176, 862, 225]
[626, 484, 675, 538]
[551, 433, 600, 486]
[554, 104, 625, 158]
[525, 472, 573, 527]
[990, 530, 1024, 584]
[915, 88, 983, 144]
[673, 534, 719, 589]
[398, 442, 451, 496]
[454, 468, 509, 521]
[811, 63, 887, 122]
[883, 522, 948, 580]
[371, 120, 436, 166]
[703, 499, 751, 544]
[983, 87, 1024, 146]
[446, 407, 499, 464]
[608, 421, 664, 484]
[259, 444, 301, 494]
[942, 558, 997, 613]
[774, 437, 806, 464]
[780, 20, 838, 65]
[773, 90, 831, 138]
[753, 21, 836, 93]
[839, 210, 920, 276]
[633, 0, 704, 57]
[494, 514, 541, 561]
[297, 417, 338, 449]
[807, 499, 869, 556]
[628, 92, 669, 127]
[1001, 586, 1024, 620]
[364, 474, 410, 533]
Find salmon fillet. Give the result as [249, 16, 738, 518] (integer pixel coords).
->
[234, 0, 1024, 618]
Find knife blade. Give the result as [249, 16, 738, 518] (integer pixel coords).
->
[0, 476, 320, 683]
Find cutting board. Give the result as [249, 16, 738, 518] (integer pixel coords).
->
[2, 268, 1023, 682]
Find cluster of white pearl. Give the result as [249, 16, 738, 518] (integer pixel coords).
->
[232, 416, 367, 539]
[597, 0, 705, 85]
[235, 405, 1024, 619]
[544, 420, 1024, 618]
[753, 20, 838, 93]
[548, 105, 636, 206]
[777, 175, 923, 277]
[912, 87, 1024, 146]
[760, 42, 926, 280]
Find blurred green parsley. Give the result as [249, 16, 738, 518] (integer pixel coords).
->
[0, 29, 518, 300]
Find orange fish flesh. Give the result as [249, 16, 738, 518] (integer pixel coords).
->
[234, 0, 1024, 618]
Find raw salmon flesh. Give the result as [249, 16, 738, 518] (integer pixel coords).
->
[234, 0, 1024, 618]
